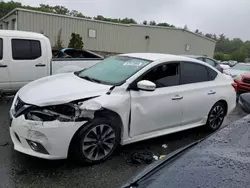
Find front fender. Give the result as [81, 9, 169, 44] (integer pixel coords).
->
[87, 92, 131, 143]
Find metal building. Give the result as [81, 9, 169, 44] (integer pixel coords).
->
[0, 8, 216, 56]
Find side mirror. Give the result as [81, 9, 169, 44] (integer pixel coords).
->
[137, 80, 156, 91]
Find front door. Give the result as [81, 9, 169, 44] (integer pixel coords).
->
[130, 62, 183, 137]
[0, 37, 11, 92]
[8, 38, 48, 90]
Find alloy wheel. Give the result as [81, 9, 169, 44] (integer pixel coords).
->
[82, 124, 116, 161]
[209, 105, 225, 129]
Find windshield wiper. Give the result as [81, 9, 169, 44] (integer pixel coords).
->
[80, 76, 101, 83]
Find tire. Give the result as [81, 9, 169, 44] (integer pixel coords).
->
[71, 117, 121, 165]
[206, 102, 226, 131]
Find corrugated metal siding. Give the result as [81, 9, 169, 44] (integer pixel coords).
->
[17, 10, 215, 57]
[129, 25, 216, 56]
[0, 13, 17, 30]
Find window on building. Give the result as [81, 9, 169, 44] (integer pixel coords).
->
[180, 62, 209, 84]
[12, 39, 41, 60]
[141, 63, 180, 88]
[88, 28, 97, 38]
[0, 38, 3, 60]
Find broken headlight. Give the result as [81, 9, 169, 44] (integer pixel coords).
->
[25, 101, 102, 122]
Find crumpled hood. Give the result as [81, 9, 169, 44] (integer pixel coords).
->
[224, 69, 247, 76]
[18, 73, 111, 106]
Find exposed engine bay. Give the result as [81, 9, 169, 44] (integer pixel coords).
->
[21, 100, 102, 122]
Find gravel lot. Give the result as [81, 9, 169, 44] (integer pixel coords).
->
[0, 96, 247, 188]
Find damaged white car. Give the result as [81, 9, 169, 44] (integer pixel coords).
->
[9, 53, 236, 164]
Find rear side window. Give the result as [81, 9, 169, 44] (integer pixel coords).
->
[12, 39, 41, 60]
[180, 62, 209, 84]
[0, 38, 2, 60]
[207, 67, 218, 80]
[205, 58, 216, 67]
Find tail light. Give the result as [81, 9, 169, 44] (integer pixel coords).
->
[231, 82, 237, 92]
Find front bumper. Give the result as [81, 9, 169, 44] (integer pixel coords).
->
[9, 115, 87, 160]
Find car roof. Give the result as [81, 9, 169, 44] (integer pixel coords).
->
[181, 55, 204, 58]
[0, 30, 48, 40]
[120, 53, 203, 62]
[123, 115, 250, 188]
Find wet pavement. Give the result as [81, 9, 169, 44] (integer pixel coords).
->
[0, 96, 247, 188]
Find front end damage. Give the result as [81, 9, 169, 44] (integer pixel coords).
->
[10, 97, 103, 159]
[24, 100, 102, 122]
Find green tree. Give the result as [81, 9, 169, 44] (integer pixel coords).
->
[37, 4, 55, 13]
[194, 29, 202, 35]
[53, 5, 69, 15]
[205, 33, 212, 39]
[143, 20, 147, 25]
[94, 15, 105, 21]
[120, 18, 137, 24]
[231, 51, 247, 62]
[213, 52, 224, 60]
[212, 34, 217, 40]
[69, 10, 85, 18]
[149, 21, 156, 25]
[68, 33, 84, 49]
[0, 1, 22, 18]
[157, 22, 175, 27]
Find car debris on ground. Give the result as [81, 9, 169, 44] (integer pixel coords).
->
[162, 144, 168, 148]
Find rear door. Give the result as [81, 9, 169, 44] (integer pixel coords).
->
[9, 38, 48, 90]
[179, 62, 218, 126]
[0, 37, 11, 91]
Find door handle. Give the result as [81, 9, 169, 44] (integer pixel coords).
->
[172, 95, 183, 100]
[208, 90, 216, 95]
[35, 64, 46, 67]
[0, 64, 7, 68]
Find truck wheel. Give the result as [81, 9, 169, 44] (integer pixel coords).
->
[71, 117, 120, 165]
[206, 102, 226, 131]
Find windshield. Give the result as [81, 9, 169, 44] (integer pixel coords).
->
[232, 64, 250, 71]
[76, 56, 151, 85]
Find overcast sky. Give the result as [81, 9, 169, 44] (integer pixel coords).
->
[10, 0, 250, 41]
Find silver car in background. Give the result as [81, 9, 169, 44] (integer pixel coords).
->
[224, 63, 250, 78]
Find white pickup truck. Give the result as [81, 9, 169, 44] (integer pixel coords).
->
[0, 30, 103, 94]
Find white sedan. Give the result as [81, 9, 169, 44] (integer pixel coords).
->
[9, 53, 236, 164]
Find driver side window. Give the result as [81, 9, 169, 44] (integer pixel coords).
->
[141, 63, 180, 88]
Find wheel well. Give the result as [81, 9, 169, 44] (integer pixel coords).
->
[217, 100, 228, 115]
[67, 108, 123, 157]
